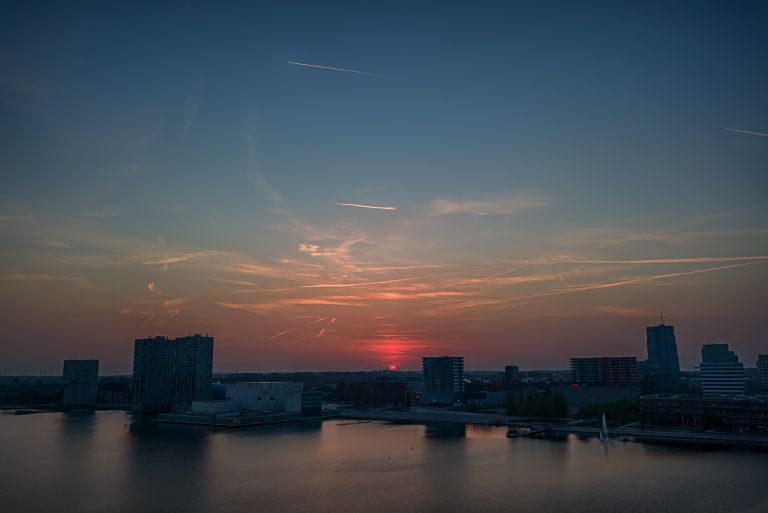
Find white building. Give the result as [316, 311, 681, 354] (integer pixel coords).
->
[192, 382, 303, 414]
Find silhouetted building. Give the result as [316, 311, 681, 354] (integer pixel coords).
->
[570, 357, 637, 386]
[421, 356, 464, 405]
[132, 334, 214, 413]
[646, 323, 680, 377]
[504, 365, 520, 383]
[641, 395, 768, 432]
[423, 356, 464, 393]
[62, 359, 99, 409]
[642, 323, 680, 393]
[699, 344, 746, 397]
[758, 355, 768, 392]
[336, 380, 408, 406]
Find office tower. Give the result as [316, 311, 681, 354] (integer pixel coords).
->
[504, 365, 520, 383]
[132, 334, 214, 413]
[758, 355, 768, 392]
[422, 356, 464, 393]
[646, 323, 680, 377]
[699, 344, 746, 397]
[569, 357, 637, 386]
[62, 359, 99, 409]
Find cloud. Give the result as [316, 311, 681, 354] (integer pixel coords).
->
[333, 202, 397, 211]
[552, 261, 765, 294]
[147, 281, 157, 293]
[428, 193, 546, 216]
[182, 91, 203, 136]
[595, 306, 660, 317]
[245, 125, 283, 204]
[288, 61, 374, 76]
[42, 241, 71, 249]
[723, 127, 768, 137]
[571, 256, 768, 265]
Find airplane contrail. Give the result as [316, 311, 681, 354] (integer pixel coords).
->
[333, 202, 397, 211]
[723, 127, 768, 137]
[288, 61, 374, 76]
[268, 327, 296, 339]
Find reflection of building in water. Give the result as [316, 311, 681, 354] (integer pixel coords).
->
[424, 422, 466, 438]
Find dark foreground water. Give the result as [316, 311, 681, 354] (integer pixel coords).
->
[1, 412, 767, 513]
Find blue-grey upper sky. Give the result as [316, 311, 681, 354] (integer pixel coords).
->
[1, 1, 766, 373]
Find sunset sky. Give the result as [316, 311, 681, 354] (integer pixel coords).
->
[1, 1, 766, 374]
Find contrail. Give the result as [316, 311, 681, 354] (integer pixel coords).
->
[288, 61, 374, 76]
[333, 202, 397, 211]
[268, 327, 296, 339]
[723, 127, 768, 137]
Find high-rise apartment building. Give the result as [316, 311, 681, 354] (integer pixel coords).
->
[758, 355, 768, 392]
[570, 357, 637, 386]
[504, 365, 520, 383]
[132, 334, 214, 413]
[699, 343, 746, 397]
[62, 359, 99, 409]
[646, 323, 680, 377]
[422, 356, 464, 393]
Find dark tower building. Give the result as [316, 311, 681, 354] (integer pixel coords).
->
[132, 334, 214, 413]
[646, 323, 680, 376]
[643, 322, 681, 393]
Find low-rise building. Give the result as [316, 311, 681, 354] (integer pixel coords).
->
[190, 382, 323, 416]
[554, 384, 641, 415]
[641, 394, 768, 432]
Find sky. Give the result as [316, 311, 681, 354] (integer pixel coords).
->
[1, 1, 766, 374]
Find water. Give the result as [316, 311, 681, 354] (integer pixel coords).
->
[1, 411, 767, 513]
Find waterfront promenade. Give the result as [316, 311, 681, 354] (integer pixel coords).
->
[340, 408, 768, 447]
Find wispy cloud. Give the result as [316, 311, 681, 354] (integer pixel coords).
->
[245, 124, 283, 204]
[428, 193, 546, 216]
[723, 127, 768, 137]
[288, 61, 374, 76]
[333, 202, 397, 211]
[595, 306, 660, 317]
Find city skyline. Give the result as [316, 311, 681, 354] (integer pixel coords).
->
[1, 1, 767, 374]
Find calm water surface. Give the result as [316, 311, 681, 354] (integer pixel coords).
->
[1, 411, 767, 513]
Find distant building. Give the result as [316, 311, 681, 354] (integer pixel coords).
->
[191, 382, 322, 416]
[699, 344, 746, 397]
[757, 355, 768, 392]
[62, 359, 99, 409]
[646, 323, 680, 377]
[554, 384, 640, 415]
[504, 365, 520, 383]
[641, 395, 768, 432]
[421, 356, 464, 405]
[336, 380, 408, 406]
[132, 334, 214, 413]
[423, 356, 464, 393]
[570, 357, 637, 386]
